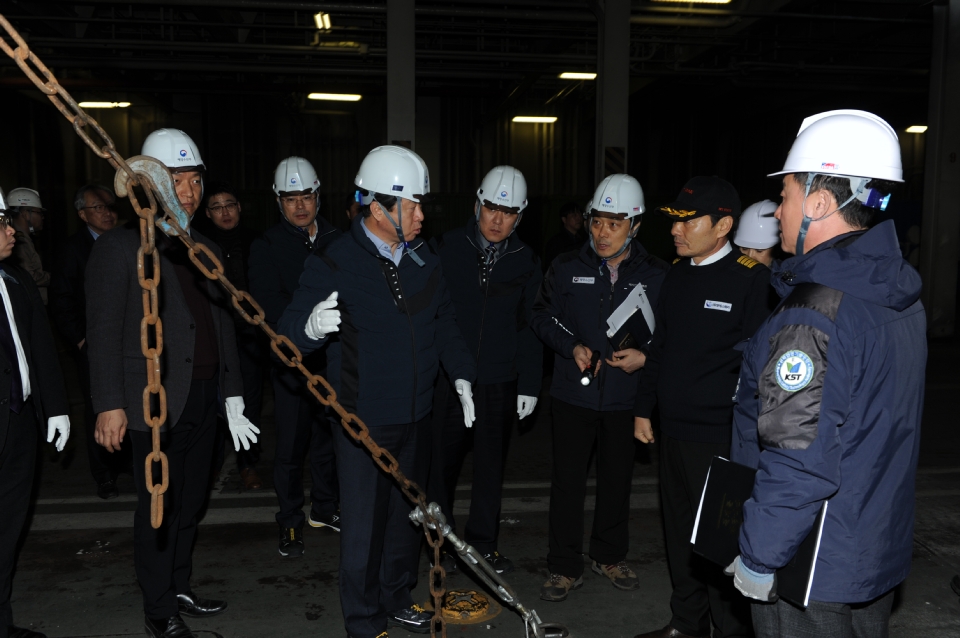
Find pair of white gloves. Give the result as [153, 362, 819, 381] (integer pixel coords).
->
[305, 291, 539, 427]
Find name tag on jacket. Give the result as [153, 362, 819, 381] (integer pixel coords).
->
[572, 277, 595, 284]
[704, 300, 732, 312]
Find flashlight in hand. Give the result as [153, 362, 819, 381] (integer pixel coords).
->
[580, 350, 601, 386]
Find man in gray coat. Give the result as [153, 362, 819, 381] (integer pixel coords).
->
[87, 129, 258, 638]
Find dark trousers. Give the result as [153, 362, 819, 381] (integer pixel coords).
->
[131, 378, 219, 620]
[335, 416, 429, 638]
[272, 366, 338, 529]
[0, 404, 37, 638]
[547, 399, 635, 577]
[751, 590, 894, 638]
[75, 347, 130, 484]
[660, 434, 751, 637]
[213, 327, 263, 473]
[427, 376, 516, 553]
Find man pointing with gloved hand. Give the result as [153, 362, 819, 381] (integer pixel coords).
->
[279, 145, 475, 638]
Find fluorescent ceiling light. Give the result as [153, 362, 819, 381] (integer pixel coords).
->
[308, 92, 362, 102]
[79, 102, 131, 108]
[559, 72, 597, 80]
[905, 125, 927, 134]
[314, 12, 332, 30]
[513, 116, 558, 123]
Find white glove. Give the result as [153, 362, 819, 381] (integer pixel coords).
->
[517, 395, 538, 420]
[46, 415, 70, 452]
[455, 379, 476, 428]
[304, 291, 341, 341]
[725, 555, 777, 602]
[225, 396, 260, 452]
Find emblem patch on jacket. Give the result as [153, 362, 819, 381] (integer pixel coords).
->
[776, 350, 815, 392]
[572, 277, 594, 284]
[704, 300, 732, 312]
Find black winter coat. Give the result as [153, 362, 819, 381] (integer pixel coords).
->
[49, 228, 96, 347]
[432, 218, 542, 396]
[532, 242, 668, 412]
[279, 216, 476, 427]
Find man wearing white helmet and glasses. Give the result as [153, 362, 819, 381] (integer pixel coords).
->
[734, 200, 782, 268]
[427, 165, 543, 576]
[724, 110, 925, 637]
[249, 157, 341, 558]
[6, 188, 50, 305]
[279, 145, 475, 637]
[87, 128, 258, 638]
[531, 174, 668, 603]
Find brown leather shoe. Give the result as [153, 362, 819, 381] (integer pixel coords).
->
[240, 467, 263, 490]
[634, 625, 709, 638]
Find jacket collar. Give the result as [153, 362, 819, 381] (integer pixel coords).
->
[280, 215, 336, 244]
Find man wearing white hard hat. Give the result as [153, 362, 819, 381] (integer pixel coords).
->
[427, 165, 543, 576]
[734, 200, 781, 268]
[249, 157, 341, 558]
[725, 110, 925, 636]
[531, 174, 668, 602]
[0, 188, 71, 638]
[6, 188, 50, 304]
[279, 145, 475, 637]
[86, 128, 258, 638]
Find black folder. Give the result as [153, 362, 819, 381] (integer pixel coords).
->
[690, 456, 828, 608]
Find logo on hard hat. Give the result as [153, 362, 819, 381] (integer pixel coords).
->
[179, 150, 188, 158]
[500, 190, 508, 198]
[604, 196, 613, 205]
[290, 177, 298, 184]
[821, 162, 839, 170]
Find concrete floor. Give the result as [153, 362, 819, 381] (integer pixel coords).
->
[8, 334, 960, 638]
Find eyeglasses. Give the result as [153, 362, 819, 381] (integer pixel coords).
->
[0, 216, 9, 229]
[82, 204, 112, 214]
[280, 194, 317, 207]
[208, 202, 239, 215]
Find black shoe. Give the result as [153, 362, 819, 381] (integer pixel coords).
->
[308, 510, 340, 532]
[278, 526, 304, 557]
[144, 615, 195, 638]
[176, 591, 227, 617]
[429, 551, 458, 575]
[952, 574, 960, 597]
[97, 479, 119, 500]
[386, 604, 433, 634]
[7, 626, 47, 638]
[483, 550, 515, 574]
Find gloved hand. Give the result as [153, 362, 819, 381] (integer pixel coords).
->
[305, 291, 341, 341]
[455, 379, 476, 428]
[47, 415, 70, 452]
[517, 395, 538, 420]
[225, 396, 260, 452]
[725, 555, 777, 602]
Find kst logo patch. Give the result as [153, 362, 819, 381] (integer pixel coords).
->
[704, 300, 732, 312]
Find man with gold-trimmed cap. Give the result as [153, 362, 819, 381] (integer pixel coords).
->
[632, 176, 775, 638]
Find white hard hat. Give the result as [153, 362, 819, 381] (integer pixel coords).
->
[273, 156, 321, 195]
[735, 200, 780, 250]
[589, 174, 645, 220]
[477, 165, 528, 213]
[141, 128, 205, 171]
[768, 110, 903, 183]
[0, 187, 7, 212]
[7, 187, 43, 210]
[354, 145, 430, 203]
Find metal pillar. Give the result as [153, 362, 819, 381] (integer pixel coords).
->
[595, 0, 630, 183]
[920, 1, 960, 337]
[387, 0, 415, 149]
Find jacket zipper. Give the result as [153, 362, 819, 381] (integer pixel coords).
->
[392, 250, 419, 424]
[596, 277, 614, 410]
[468, 237, 523, 366]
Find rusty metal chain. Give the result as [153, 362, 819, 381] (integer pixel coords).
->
[0, 15, 448, 635]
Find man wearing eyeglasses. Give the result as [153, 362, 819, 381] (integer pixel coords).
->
[249, 156, 342, 558]
[50, 184, 121, 500]
[6, 188, 50, 305]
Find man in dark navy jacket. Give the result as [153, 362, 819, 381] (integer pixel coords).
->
[728, 111, 925, 637]
[279, 146, 475, 638]
[429, 165, 542, 576]
[249, 156, 341, 557]
[532, 174, 668, 603]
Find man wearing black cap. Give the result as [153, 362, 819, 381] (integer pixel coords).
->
[632, 176, 774, 638]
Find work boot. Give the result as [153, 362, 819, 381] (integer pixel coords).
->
[278, 525, 304, 557]
[482, 550, 515, 574]
[97, 478, 119, 500]
[308, 510, 340, 532]
[592, 560, 640, 591]
[539, 573, 583, 602]
[386, 604, 432, 634]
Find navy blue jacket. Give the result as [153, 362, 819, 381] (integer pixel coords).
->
[278, 215, 476, 427]
[532, 241, 668, 412]
[432, 217, 542, 396]
[248, 216, 339, 328]
[732, 221, 926, 603]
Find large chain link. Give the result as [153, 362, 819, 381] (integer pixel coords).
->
[0, 15, 449, 635]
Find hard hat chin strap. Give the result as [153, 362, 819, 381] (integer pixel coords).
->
[796, 174, 866, 256]
[378, 198, 425, 267]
